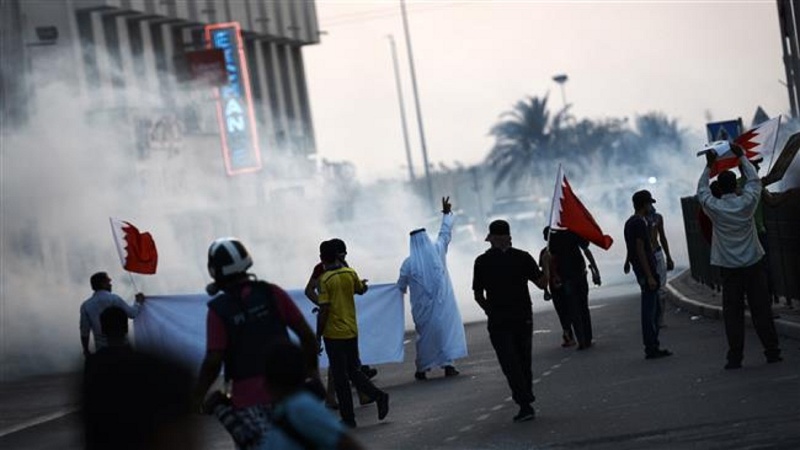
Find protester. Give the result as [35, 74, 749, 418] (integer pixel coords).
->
[317, 242, 389, 428]
[472, 219, 549, 423]
[624, 190, 672, 360]
[79, 271, 144, 357]
[193, 237, 320, 449]
[697, 146, 781, 369]
[544, 226, 601, 350]
[83, 307, 198, 450]
[304, 239, 377, 409]
[397, 196, 468, 380]
[258, 340, 365, 450]
[540, 227, 574, 347]
[625, 203, 674, 328]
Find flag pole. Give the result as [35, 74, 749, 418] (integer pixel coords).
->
[766, 115, 782, 175]
[546, 164, 562, 252]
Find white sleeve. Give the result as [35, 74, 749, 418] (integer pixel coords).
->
[437, 213, 455, 254]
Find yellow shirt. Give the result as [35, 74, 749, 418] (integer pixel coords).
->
[318, 267, 364, 339]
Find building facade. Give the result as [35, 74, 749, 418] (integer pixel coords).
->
[1, 0, 320, 175]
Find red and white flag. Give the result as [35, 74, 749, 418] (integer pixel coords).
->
[110, 218, 158, 274]
[710, 116, 781, 177]
[548, 166, 613, 250]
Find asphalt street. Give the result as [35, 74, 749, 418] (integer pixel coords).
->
[1, 281, 798, 449]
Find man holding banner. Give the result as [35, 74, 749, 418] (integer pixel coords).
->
[79, 272, 144, 357]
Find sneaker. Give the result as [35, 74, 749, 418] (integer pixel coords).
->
[376, 392, 390, 420]
[724, 361, 742, 370]
[444, 366, 460, 377]
[414, 371, 427, 381]
[645, 349, 673, 360]
[361, 365, 378, 379]
[577, 342, 593, 351]
[561, 331, 576, 347]
[512, 404, 535, 423]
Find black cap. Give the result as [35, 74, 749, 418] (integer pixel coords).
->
[488, 220, 511, 236]
[632, 190, 656, 209]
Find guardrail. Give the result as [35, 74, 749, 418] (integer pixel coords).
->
[681, 195, 800, 304]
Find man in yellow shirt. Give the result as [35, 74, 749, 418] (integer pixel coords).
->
[317, 241, 389, 428]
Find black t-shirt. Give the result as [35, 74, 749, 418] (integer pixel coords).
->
[472, 247, 542, 321]
[624, 214, 657, 282]
[548, 230, 588, 280]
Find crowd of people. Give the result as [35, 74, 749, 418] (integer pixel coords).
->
[78, 148, 786, 448]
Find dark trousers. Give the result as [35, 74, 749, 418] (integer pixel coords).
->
[563, 276, 592, 346]
[551, 288, 572, 332]
[638, 278, 661, 354]
[324, 337, 383, 422]
[720, 261, 781, 363]
[487, 318, 534, 406]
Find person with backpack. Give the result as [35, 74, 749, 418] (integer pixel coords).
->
[193, 237, 320, 449]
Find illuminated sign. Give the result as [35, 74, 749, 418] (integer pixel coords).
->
[205, 22, 262, 175]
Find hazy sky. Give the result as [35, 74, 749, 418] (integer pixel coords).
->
[305, 0, 787, 181]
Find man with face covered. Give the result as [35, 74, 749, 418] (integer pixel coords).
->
[397, 196, 468, 380]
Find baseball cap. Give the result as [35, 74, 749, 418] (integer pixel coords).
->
[488, 220, 510, 236]
[632, 190, 656, 209]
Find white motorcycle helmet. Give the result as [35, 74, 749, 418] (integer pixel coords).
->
[207, 237, 253, 282]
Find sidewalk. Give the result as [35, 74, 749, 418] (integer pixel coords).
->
[666, 268, 800, 341]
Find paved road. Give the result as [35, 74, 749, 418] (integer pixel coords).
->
[2, 282, 799, 449]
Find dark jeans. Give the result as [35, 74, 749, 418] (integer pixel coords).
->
[324, 337, 383, 422]
[550, 288, 572, 332]
[562, 275, 592, 346]
[720, 261, 781, 363]
[637, 278, 661, 354]
[487, 318, 534, 406]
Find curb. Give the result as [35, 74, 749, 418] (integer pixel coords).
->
[665, 276, 800, 341]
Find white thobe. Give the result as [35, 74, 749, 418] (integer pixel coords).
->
[397, 213, 468, 372]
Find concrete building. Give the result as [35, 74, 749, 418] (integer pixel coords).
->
[1, 0, 320, 178]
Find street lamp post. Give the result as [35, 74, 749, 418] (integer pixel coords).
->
[552, 73, 569, 109]
[387, 34, 416, 182]
[400, 0, 434, 208]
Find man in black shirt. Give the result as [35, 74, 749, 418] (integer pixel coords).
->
[624, 190, 672, 360]
[547, 228, 602, 350]
[473, 220, 549, 423]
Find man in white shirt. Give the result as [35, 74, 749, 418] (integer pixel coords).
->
[697, 144, 781, 370]
[79, 271, 144, 357]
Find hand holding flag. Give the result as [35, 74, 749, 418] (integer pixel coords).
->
[110, 218, 159, 274]
[704, 116, 781, 177]
[548, 166, 613, 250]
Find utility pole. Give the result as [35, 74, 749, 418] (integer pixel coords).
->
[387, 34, 416, 182]
[400, 0, 434, 207]
[777, 0, 800, 118]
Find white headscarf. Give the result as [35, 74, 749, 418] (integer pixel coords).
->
[408, 229, 446, 301]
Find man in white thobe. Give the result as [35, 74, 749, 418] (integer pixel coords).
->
[397, 196, 468, 380]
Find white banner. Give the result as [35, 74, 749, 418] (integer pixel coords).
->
[133, 283, 406, 375]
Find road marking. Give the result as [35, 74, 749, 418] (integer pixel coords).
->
[0, 406, 79, 438]
[533, 378, 541, 384]
[444, 436, 458, 442]
[533, 329, 551, 334]
[403, 339, 412, 345]
[491, 404, 504, 411]
[589, 304, 606, 310]
[561, 357, 571, 363]
[542, 370, 552, 377]
[552, 364, 561, 369]
[459, 425, 474, 432]
[476, 414, 490, 421]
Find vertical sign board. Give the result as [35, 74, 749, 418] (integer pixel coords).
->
[205, 23, 262, 175]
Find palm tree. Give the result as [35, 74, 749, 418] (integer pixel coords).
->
[485, 95, 567, 189]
